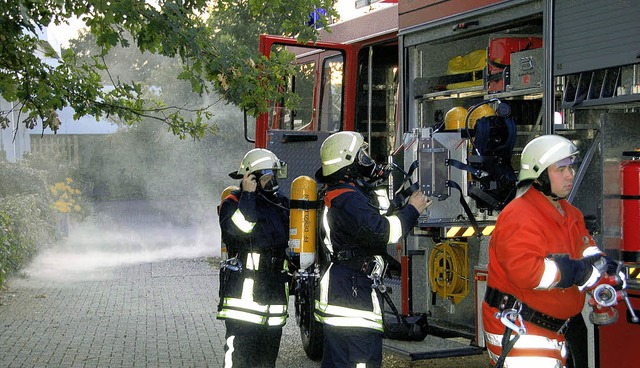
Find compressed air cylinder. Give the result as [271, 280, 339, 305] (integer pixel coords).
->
[218, 185, 239, 260]
[621, 151, 640, 262]
[289, 176, 317, 270]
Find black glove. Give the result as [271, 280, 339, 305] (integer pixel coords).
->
[604, 256, 620, 275]
[603, 256, 627, 290]
[553, 255, 603, 290]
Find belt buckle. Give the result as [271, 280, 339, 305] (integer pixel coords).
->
[361, 260, 369, 273]
[334, 250, 347, 261]
[557, 317, 571, 335]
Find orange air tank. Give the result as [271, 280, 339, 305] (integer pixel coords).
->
[218, 185, 239, 260]
[289, 176, 317, 270]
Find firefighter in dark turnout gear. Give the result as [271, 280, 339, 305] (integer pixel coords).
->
[217, 148, 290, 368]
[314, 132, 432, 368]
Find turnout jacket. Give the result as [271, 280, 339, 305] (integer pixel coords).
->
[217, 189, 290, 326]
[314, 182, 421, 331]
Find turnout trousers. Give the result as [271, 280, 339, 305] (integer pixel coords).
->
[321, 325, 383, 368]
[223, 319, 283, 368]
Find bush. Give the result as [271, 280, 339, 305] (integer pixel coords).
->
[0, 194, 56, 287]
[0, 162, 59, 289]
[50, 177, 90, 219]
[0, 212, 19, 287]
[0, 161, 48, 197]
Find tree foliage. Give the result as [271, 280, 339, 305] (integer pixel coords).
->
[0, 0, 336, 139]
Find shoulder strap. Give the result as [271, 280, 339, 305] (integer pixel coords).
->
[225, 193, 239, 203]
[473, 116, 492, 156]
[324, 187, 355, 208]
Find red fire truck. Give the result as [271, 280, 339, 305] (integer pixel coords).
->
[248, 0, 640, 365]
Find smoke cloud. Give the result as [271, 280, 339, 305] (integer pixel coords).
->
[25, 202, 222, 281]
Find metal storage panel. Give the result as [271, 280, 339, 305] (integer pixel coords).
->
[554, 0, 640, 76]
[265, 130, 331, 197]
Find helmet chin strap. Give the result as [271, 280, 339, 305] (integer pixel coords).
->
[344, 165, 370, 189]
[532, 170, 563, 201]
[347, 163, 389, 191]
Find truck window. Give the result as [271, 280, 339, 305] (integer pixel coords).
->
[271, 61, 316, 131]
[318, 55, 344, 132]
[354, 42, 398, 163]
[291, 62, 315, 130]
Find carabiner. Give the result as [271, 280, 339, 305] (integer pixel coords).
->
[499, 309, 527, 336]
[220, 257, 243, 272]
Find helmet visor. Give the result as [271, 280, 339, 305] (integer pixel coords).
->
[555, 155, 578, 168]
[255, 169, 274, 180]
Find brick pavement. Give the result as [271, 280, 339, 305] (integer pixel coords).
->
[0, 200, 319, 368]
[0, 257, 318, 368]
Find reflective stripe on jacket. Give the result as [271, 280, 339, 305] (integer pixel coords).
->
[483, 322, 567, 368]
[314, 262, 384, 331]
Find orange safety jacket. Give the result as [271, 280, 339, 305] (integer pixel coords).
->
[482, 187, 598, 367]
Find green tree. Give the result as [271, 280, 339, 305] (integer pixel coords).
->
[0, 0, 336, 139]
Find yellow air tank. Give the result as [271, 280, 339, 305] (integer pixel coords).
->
[218, 185, 239, 260]
[289, 176, 317, 270]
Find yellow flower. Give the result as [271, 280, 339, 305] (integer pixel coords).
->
[51, 179, 82, 214]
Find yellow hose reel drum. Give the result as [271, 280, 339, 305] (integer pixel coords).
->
[289, 176, 317, 270]
[218, 185, 239, 260]
[429, 240, 469, 304]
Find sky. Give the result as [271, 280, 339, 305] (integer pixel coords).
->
[47, 16, 86, 49]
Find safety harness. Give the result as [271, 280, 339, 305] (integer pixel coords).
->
[485, 286, 571, 368]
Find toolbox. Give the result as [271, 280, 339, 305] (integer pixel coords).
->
[508, 48, 543, 91]
[487, 36, 543, 93]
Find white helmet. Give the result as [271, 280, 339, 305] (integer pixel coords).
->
[229, 148, 287, 179]
[518, 135, 579, 182]
[318, 131, 367, 177]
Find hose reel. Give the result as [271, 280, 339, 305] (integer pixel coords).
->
[429, 240, 469, 304]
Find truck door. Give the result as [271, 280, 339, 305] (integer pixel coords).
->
[256, 35, 356, 196]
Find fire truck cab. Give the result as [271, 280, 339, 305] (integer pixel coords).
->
[253, 0, 640, 365]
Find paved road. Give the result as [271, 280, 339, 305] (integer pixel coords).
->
[0, 201, 487, 368]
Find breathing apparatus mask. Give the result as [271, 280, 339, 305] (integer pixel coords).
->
[254, 169, 279, 194]
[355, 147, 390, 185]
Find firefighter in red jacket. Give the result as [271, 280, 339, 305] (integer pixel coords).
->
[217, 148, 290, 368]
[482, 135, 624, 368]
[314, 131, 432, 368]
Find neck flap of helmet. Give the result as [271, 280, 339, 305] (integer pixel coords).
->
[532, 169, 562, 201]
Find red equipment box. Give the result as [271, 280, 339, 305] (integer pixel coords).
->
[598, 290, 640, 368]
[487, 36, 543, 93]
